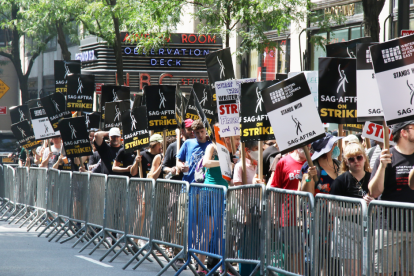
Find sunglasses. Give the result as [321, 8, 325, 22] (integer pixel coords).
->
[265, 142, 275, 146]
[347, 155, 364, 163]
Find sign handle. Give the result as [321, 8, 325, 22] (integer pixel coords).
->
[240, 142, 247, 184]
[163, 129, 167, 158]
[383, 120, 390, 149]
[258, 141, 264, 181]
[303, 146, 319, 183]
[338, 124, 343, 161]
[137, 149, 143, 178]
[365, 137, 371, 149]
[48, 139, 52, 152]
[230, 137, 236, 154]
[76, 111, 85, 169]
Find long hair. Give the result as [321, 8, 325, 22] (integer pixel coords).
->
[340, 142, 371, 174]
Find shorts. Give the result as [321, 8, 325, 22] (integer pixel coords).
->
[331, 219, 362, 259]
[374, 229, 413, 273]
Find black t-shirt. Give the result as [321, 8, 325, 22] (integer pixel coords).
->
[257, 146, 280, 183]
[330, 171, 370, 198]
[162, 140, 183, 180]
[370, 147, 414, 203]
[115, 148, 136, 177]
[141, 151, 156, 178]
[94, 140, 122, 175]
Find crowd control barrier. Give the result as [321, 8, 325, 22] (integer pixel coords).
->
[367, 200, 414, 275]
[0, 164, 4, 201]
[176, 183, 227, 275]
[224, 184, 265, 276]
[314, 194, 367, 276]
[266, 188, 314, 276]
[26, 168, 49, 231]
[6, 167, 29, 223]
[0, 165, 15, 220]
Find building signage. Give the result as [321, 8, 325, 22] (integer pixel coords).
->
[324, 3, 355, 16]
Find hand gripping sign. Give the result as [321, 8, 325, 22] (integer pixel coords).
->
[122, 106, 150, 153]
[40, 93, 72, 131]
[370, 34, 414, 125]
[261, 73, 326, 154]
[11, 120, 42, 150]
[58, 117, 93, 158]
[362, 121, 395, 146]
[356, 43, 383, 122]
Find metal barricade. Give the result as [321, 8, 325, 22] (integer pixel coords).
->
[224, 184, 265, 276]
[266, 188, 314, 276]
[0, 165, 15, 218]
[6, 167, 29, 223]
[176, 183, 226, 275]
[315, 194, 367, 276]
[57, 172, 89, 244]
[118, 178, 154, 266]
[26, 168, 49, 231]
[77, 173, 108, 252]
[367, 200, 414, 275]
[47, 169, 60, 215]
[0, 164, 4, 200]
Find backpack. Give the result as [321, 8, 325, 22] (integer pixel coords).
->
[194, 158, 205, 183]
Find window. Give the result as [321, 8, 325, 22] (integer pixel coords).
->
[256, 40, 290, 81]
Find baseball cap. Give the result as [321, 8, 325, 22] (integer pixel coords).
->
[392, 120, 414, 135]
[184, 119, 194, 128]
[150, 133, 163, 143]
[108, 127, 121, 137]
[344, 134, 359, 144]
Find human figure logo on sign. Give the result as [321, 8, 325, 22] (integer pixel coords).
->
[256, 87, 264, 112]
[114, 106, 121, 122]
[200, 89, 208, 106]
[64, 62, 70, 79]
[337, 65, 348, 93]
[44, 124, 49, 133]
[130, 113, 137, 131]
[52, 99, 60, 112]
[70, 123, 77, 139]
[217, 56, 225, 79]
[19, 109, 26, 121]
[112, 89, 118, 101]
[77, 77, 83, 94]
[159, 89, 166, 108]
[18, 126, 26, 137]
[85, 113, 90, 128]
[407, 80, 414, 104]
[292, 116, 303, 135]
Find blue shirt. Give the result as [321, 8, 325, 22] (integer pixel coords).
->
[177, 138, 211, 183]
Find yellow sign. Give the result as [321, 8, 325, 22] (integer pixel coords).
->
[0, 80, 10, 100]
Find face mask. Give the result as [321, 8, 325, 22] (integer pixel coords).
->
[249, 150, 259, 161]
[332, 146, 340, 159]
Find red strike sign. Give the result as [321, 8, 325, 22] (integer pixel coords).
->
[362, 121, 395, 146]
[219, 104, 238, 115]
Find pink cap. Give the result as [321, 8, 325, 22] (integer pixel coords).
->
[184, 119, 194, 128]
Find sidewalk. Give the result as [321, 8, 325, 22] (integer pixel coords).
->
[0, 220, 194, 276]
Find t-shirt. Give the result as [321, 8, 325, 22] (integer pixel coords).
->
[271, 154, 306, 190]
[234, 158, 257, 184]
[301, 161, 338, 195]
[370, 147, 414, 203]
[94, 141, 122, 175]
[42, 145, 61, 168]
[330, 171, 370, 198]
[162, 140, 184, 181]
[115, 148, 136, 177]
[176, 138, 211, 183]
[367, 145, 382, 169]
[258, 146, 280, 183]
[141, 150, 156, 178]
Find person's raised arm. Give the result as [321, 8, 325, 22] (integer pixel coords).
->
[203, 144, 220, 168]
[368, 149, 391, 198]
[94, 131, 109, 147]
[112, 160, 132, 173]
[40, 150, 53, 168]
[52, 155, 63, 169]
[300, 166, 316, 194]
[130, 154, 142, 177]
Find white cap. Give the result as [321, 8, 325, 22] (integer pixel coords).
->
[109, 127, 121, 137]
[344, 134, 359, 144]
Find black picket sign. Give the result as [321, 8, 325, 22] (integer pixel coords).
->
[205, 48, 235, 90]
[40, 93, 72, 130]
[175, 84, 184, 128]
[54, 60, 81, 93]
[58, 117, 92, 158]
[66, 74, 95, 112]
[9, 105, 30, 125]
[192, 89, 214, 139]
[343, 124, 364, 132]
[193, 83, 215, 125]
[184, 90, 199, 122]
[275, 73, 288, 82]
[101, 85, 130, 120]
[144, 85, 177, 131]
[318, 58, 358, 124]
[122, 106, 150, 153]
[11, 120, 42, 150]
[26, 99, 42, 109]
[82, 111, 101, 131]
[240, 81, 278, 142]
[104, 100, 130, 131]
[326, 37, 373, 58]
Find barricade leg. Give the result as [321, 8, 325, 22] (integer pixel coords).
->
[0, 202, 16, 221]
[45, 218, 68, 240]
[100, 234, 128, 262]
[8, 205, 26, 224]
[34, 211, 55, 232]
[39, 217, 61, 237]
[123, 241, 152, 270]
[27, 209, 46, 231]
[19, 208, 37, 228]
[109, 237, 148, 263]
[15, 206, 34, 225]
[56, 220, 82, 243]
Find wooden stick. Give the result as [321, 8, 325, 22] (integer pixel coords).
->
[176, 128, 181, 171]
[48, 139, 52, 152]
[163, 129, 167, 156]
[230, 136, 236, 154]
[303, 146, 319, 183]
[365, 137, 371, 149]
[383, 120, 389, 149]
[338, 124, 343, 161]
[240, 142, 247, 184]
[137, 149, 143, 178]
[258, 141, 264, 181]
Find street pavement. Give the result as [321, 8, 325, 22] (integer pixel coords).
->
[0, 220, 194, 276]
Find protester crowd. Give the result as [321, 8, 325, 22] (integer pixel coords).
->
[13, 116, 414, 276]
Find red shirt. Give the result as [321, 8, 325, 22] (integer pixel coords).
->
[271, 154, 306, 190]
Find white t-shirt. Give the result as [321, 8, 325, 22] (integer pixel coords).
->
[42, 145, 61, 168]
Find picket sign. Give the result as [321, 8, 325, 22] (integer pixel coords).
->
[362, 121, 395, 146]
[214, 125, 232, 181]
[288, 71, 318, 107]
[30, 107, 60, 140]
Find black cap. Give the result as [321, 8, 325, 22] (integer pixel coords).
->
[391, 120, 414, 135]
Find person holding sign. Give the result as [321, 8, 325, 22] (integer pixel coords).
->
[368, 121, 414, 275]
[130, 134, 163, 178]
[40, 137, 62, 168]
[93, 127, 123, 175]
[233, 141, 261, 185]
